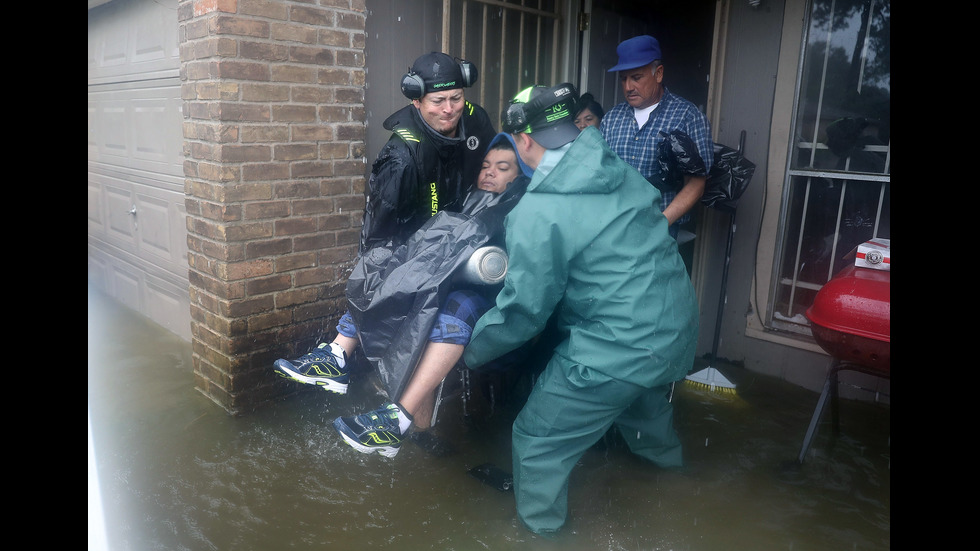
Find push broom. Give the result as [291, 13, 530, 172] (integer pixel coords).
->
[684, 204, 737, 394]
[685, 131, 754, 395]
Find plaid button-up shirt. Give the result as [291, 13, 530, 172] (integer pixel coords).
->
[600, 88, 713, 226]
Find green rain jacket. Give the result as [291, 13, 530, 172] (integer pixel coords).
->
[463, 126, 698, 388]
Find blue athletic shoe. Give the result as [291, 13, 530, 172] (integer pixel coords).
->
[333, 403, 406, 458]
[273, 343, 349, 394]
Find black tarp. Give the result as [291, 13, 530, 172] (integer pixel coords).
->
[345, 176, 530, 401]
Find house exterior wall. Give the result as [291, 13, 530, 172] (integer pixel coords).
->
[363, 0, 446, 171]
[710, 0, 889, 403]
[89, 0, 886, 415]
[698, 0, 811, 372]
[179, 0, 368, 414]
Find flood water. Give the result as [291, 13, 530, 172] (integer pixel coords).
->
[88, 287, 889, 551]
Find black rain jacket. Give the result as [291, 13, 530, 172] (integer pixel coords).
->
[359, 101, 496, 254]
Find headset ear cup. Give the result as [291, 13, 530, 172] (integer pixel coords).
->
[401, 72, 425, 99]
[459, 60, 478, 87]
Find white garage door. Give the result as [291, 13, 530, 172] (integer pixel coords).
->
[88, 0, 189, 340]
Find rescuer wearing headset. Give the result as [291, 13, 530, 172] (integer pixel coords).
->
[359, 51, 497, 253]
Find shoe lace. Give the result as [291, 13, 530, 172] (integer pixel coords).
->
[296, 343, 335, 364]
[363, 405, 399, 432]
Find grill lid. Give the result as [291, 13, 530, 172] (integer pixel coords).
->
[805, 264, 890, 343]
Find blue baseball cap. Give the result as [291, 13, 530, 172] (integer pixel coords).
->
[607, 35, 662, 72]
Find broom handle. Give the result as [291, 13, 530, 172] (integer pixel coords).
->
[710, 129, 746, 360]
[711, 210, 736, 359]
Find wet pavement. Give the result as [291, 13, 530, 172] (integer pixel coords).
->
[88, 286, 890, 550]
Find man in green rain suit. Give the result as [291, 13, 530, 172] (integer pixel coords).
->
[462, 83, 699, 536]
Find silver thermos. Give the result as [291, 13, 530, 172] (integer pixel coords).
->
[456, 246, 508, 285]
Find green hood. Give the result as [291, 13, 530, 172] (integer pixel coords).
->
[529, 127, 628, 196]
[464, 125, 699, 388]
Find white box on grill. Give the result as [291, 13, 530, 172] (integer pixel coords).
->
[855, 238, 890, 271]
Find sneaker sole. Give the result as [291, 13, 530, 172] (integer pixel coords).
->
[273, 361, 348, 394]
[333, 419, 401, 458]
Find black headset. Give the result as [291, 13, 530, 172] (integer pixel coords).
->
[400, 57, 478, 100]
[501, 83, 577, 133]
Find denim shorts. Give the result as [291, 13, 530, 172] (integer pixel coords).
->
[336, 289, 492, 345]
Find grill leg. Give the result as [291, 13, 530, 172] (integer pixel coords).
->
[797, 359, 843, 464]
[830, 364, 841, 436]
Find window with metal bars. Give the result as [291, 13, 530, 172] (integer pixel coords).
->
[452, 0, 563, 127]
[768, 0, 889, 337]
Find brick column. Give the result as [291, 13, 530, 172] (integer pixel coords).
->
[178, 0, 368, 414]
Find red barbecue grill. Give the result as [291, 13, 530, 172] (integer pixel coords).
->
[796, 262, 890, 464]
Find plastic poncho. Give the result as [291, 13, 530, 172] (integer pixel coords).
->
[463, 127, 699, 388]
[347, 133, 532, 401]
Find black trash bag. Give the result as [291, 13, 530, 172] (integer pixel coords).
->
[825, 117, 870, 158]
[346, 176, 529, 401]
[703, 142, 755, 211]
[655, 130, 707, 194]
[657, 129, 755, 211]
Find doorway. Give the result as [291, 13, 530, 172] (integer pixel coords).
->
[581, 1, 718, 275]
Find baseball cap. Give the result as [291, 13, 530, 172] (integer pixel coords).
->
[500, 83, 580, 149]
[607, 35, 662, 72]
[410, 52, 466, 94]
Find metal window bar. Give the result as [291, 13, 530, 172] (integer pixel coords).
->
[450, 0, 563, 122]
[856, 0, 877, 94]
[778, 175, 889, 321]
[806, 0, 836, 168]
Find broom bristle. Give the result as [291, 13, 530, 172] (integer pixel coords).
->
[684, 367, 737, 394]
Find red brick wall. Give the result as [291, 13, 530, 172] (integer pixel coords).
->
[178, 0, 368, 414]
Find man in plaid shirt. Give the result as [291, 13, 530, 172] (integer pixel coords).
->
[600, 35, 713, 239]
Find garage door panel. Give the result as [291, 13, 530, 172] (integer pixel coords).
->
[136, 193, 170, 257]
[89, 0, 179, 85]
[145, 274, 191, 340]
[88, 102, 99, 157]
[95, 25, 128, 71]
[89, 179, 105, 233]
[91, 84, 183, 178]
[101, 104, 129, 160]
[131, 90, 183, 174]
[88, 249, 109, 294]
[110, 261, 142, 313]
[104, 183, 136, 243]
[134, 188, 188, 275]
[132, 4, 179, 65]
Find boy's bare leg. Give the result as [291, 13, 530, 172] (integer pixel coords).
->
[413, 390, 437, 430]
[332, 334, 359, 358]
[398, 342, 465, 429]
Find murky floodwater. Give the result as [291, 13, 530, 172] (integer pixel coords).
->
[88, 287, 889, 551]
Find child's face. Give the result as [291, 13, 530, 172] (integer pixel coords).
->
[477, 148, 520, 194]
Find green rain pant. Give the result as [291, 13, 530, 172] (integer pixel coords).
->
[511, 355, 682, 535]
